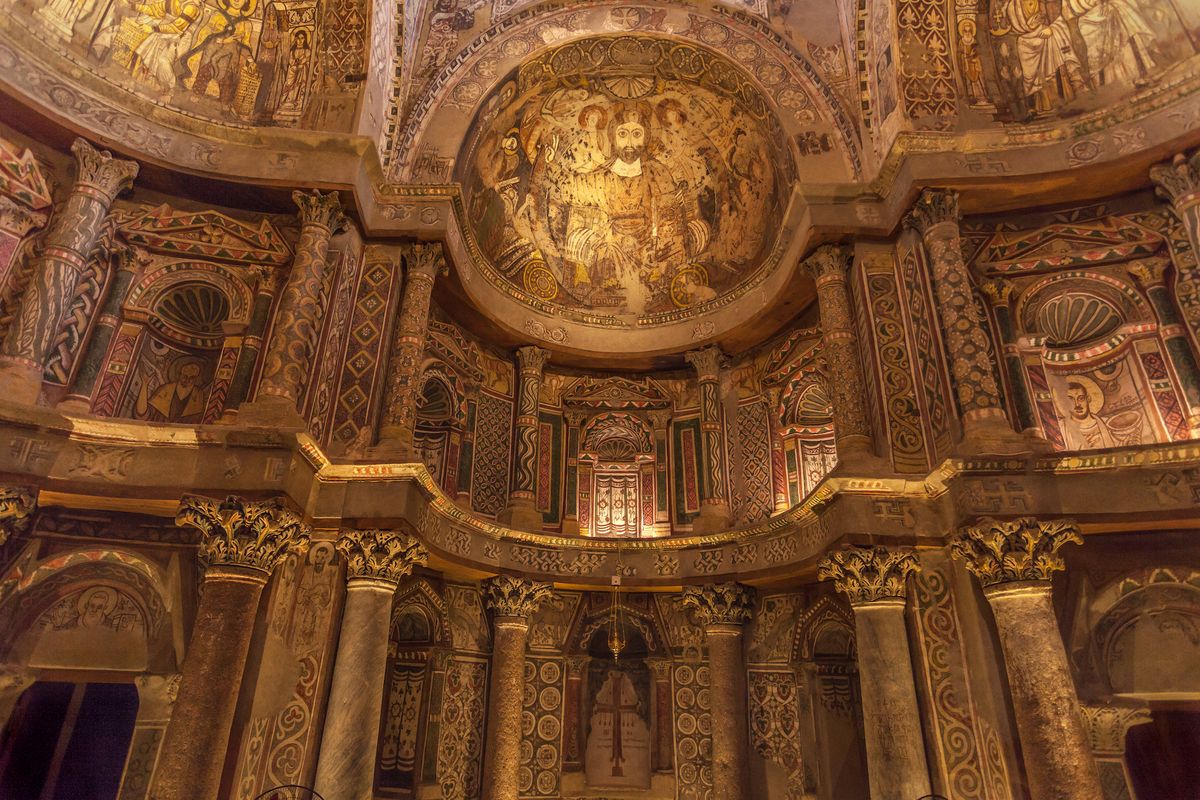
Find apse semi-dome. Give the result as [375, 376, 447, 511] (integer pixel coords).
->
[456, 35, 797, 338]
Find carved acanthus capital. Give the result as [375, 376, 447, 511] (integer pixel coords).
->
[684, 346, 725, 380]
[516, 345, 550, 375]
[482, 575, 553, 620]
[177, 495, 311, 575]
[818, 545, 919, 605]
[979, 279, 1015, 308]
[0, 487, 36, 545]
[950, 517, 1082, 587]
[1079, 702, 1151, 755]
[1150, 151, 1200, 204]
[681, 582, 756, 628]
[1127, 258, 1170, 289]
[406, 242, 448, 278]
[564, 410, 589, 428]
[337, 528, 428, 585]
[647, 409, 673, 431]
[292, 189, 349, 234]
[903, 188, 960, 235]
[804, 243, 851, 282]
[71, 138, 138, 199]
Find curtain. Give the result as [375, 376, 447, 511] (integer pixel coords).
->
[593, 471, 640, 537]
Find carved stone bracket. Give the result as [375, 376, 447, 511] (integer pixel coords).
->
[176, 495, 311, 575]
[682, 582, 756, 627]
[0, 486, 36, 545]
[337, 529, 428, 585]
[482, 575, 552, 620]
[818, 545, 919, 604]
[951, 517, 1082, 587]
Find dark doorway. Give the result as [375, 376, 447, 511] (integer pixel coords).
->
[0, 681, 140, 800]
[1127, 709, 1200, 800]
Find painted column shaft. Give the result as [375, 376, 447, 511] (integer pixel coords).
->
[481, 617, 531, 800]
[707, 624, 750, 800]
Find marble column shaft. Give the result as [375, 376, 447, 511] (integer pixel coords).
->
[684, 347, 731, 517]
[952, 518, 1103, 800]
[804, 244, 877, 465]
[256, 190, 347, 408]
[377, 244, 444, 457]
[819, 546, 932, 800]
[1, 139, 137, 399]
[314, 530, 427, 800]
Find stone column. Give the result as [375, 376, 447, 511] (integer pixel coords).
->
[1129, 257, 1200, 434]
[763, 387, 790, 513]
[480, 575, 551, 800]
[562, 411, 585, 535]
[646, 657, 674, 773]
[220, 266, 279, 419]
[149, 496, 310, 800]
[314, 530, 429, 800]
[455, 392, 478, 508]
[804, 244, 882, 469]
[685, 346, 731, 533]
[0, 486, 36, 545]
[374, 243, 446, 459]
[682, 582, 755, 800]
[979, 279, 1040, 435]
[819, 545, 932, 800]
[649, 410, 672, 529]
[951, 518, 1103, 800]
[903, 189, 1027, 454]
[501, 346, 550, 531]
[0, 138, 138, 404]
[1079, 701, 1151, 800]
[244, 190, 347, 425]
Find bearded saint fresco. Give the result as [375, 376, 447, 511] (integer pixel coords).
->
[466, 70, 786, 319]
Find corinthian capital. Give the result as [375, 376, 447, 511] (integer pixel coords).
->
[804, 243, 851, 282]
[950, 517, 1081, 587]
[684, 346, 725, 380]
[177, 495, 311, 575]
[516, 345, 550, 374]
[293, 189, 349, 233]
[1078, 702, 1151, 755]
[406, 242, 448, 278]
[71, 138, 138, 199]
[902, 188, 960, 235]
[682, 582, 756, 627]
[482, 575, 552, 620]
[1150, 151, 1200, 204]
[338, 529, 428, 584]
[818, 545, 919, 604]
[0, 486, 36, 545]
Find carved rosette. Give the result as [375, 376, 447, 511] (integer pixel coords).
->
[71, 138, 139, 200]
[482, 575, 552, 620]
[292, 189, 349, 233]
[0, 487, 36, 545]
[177, 495, 311, 575]
[950, 517, 1082, 587]
[682, 582, 756, 628]
[818, 545, 920, 605]
[1150, 151, 1200, 207]
[337, 529, 429, 585]
[902, 188, 960, 235]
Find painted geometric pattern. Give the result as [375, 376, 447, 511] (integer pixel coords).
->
[747, 671, 806, 798]
[733, 402, 773, 524]
[436, 658, 488, 800]
[899, 240, 955, 457]
[0, 138, 52, 210]
[673, 662, 713, 800]
[520, 657, 565, 798]
[472, 392, 514, 516]
[1140, 349, 1189, 440]
[116, 204, 291, 265]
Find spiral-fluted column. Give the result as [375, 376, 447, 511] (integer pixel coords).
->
[374, 243, 446, 459]
[501, 346, 549, 531]
[682, 583, 755, 800]
[481, 576, 551, 800]
[685, 346, 731, 532]
[904, 189, 1026, 454]
[819, 546, 931, 800]
[314, 530, 429, 800]
[0, 139, 137, 404]
[149, 496, 310, 800]
[244, 190, 347, 424]
[951, 518, 1102, 800]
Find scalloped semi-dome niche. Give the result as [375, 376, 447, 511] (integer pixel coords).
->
[1035, 292, 1125, 348]
[458, 35, 796, 325]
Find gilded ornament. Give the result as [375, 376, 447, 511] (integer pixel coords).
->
[818, 545, 920, 604]
[902, 189, 960, 235]
[337, 528, 428, 584]
[1150, 151, 1200, 204]
[681, 582, 756, 627]
[482, 575, 553, 620]
[177, 495, 311, 574]
[950, 517, 1082, 587]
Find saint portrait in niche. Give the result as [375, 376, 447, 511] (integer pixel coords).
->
[1052, 357, 1152, 451]
[584, 660, 651, 788]
[134, 355, 209, 423]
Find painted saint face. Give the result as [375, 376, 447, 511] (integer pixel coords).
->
[1067, 384, 1091, 419]
[179, 363, 201, 388]
[614, 121, 645, 163]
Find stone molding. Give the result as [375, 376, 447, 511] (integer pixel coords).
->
[682, 582, 756, 627]
[902, 188, 960, 235]
[337, 528, 428, 585]
[0, 486, 36, 545]
[803, 243, 851, 282]
[292, 189, 348, 234]
[1150, 150, 1200, 203]
[1078, 702, 1151, 756]
[482, 575, 552, 620]
[950, 517, 1082, 587]
[684, 346, 725, 380]
[818, 545, 919, 604]
[177, 495, 311, 575]
[71, 138, 138, 199]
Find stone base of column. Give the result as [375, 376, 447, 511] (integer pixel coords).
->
[368, 438, 415, 463]
[561, 516, 579, 535]
[498, 498, 543, 532]
[235, 394, 308, 428]
[831, 443, 892, 476]
[959, 411, 1037, 456]
[692, 501, 731, 534]
[55, 395, 92, 414]
[454, 491, 472, 510]
[0, 358, 44, 406]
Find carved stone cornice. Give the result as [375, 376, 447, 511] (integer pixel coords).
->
[337, 529, 428, 585]
[482, 575, 552, 620]
[803, 243, 851, 282]
[406, 242, 448, 278]
[516, 345, 550, 374]
[818, 545, 919, 604]
[902, 188, 960, 235]
[0, 486, 36, 545]
[292, 189, 349, 234]
[177, 495, 311, 575]
[1150, 151, 1200, 204]
[681, 582, 756, 628]
[684, 346, 725, 380]
[1079, 702, 1151, 755]
[71, 138, 138, 199]
[950, 517, 1082, 587]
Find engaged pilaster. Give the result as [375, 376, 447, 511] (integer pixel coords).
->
[150, 496, 310, 800]
[685, 346, 731, 532]
[501, 346, 550, 531]
[682, 582, 755, 800]
[481, 576, 552, 800]
[819, 546, 932, 800]
[314, 530, 428, 800]
[951, 518, 1103, 800]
